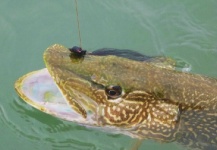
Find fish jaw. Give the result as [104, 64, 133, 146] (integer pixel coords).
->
[14, 68, 97, 126]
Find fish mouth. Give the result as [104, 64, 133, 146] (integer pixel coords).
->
[14, 68, 97, 125]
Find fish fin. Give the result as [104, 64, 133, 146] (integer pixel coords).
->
[91, 48, 151, 61]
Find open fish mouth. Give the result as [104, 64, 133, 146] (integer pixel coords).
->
[15, 68, 95, 125]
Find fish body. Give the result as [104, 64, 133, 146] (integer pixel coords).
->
[15, 44, 217, 150]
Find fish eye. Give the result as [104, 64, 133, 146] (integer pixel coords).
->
[105, 85, 122, 99]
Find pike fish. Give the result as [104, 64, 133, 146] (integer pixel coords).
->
[15, 44, 217, 150]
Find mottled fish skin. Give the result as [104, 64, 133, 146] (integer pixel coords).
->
[17, 44, 217, 150]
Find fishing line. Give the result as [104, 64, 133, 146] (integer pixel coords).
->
[74, 0, 82, 48]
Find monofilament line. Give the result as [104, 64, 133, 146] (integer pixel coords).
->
[74, 0, 82, 48]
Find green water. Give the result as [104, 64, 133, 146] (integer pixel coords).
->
[0, 0, 217, 150]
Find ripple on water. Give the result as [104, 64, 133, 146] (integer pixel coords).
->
[9, 96, 93, 147]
